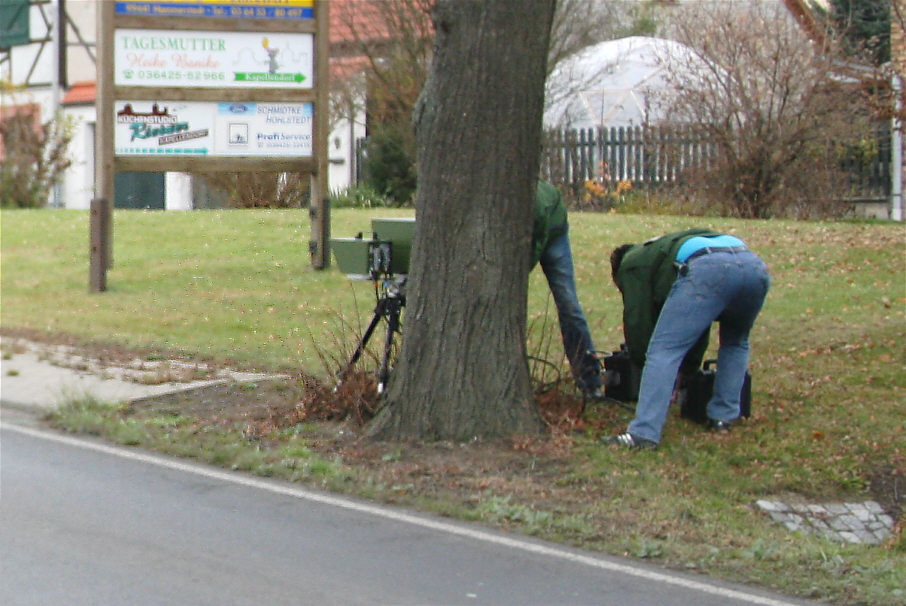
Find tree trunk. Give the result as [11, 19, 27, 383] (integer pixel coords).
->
[368, 0, 555, 441]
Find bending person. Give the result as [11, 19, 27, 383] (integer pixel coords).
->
[532, 181, 603, 401]
[606, 229, 770, 449]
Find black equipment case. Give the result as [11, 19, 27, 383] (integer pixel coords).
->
[602, 344, 641, 403]
[679, 359, 751, 424]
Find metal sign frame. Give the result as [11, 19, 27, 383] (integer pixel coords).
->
[94, 0, 330, 290]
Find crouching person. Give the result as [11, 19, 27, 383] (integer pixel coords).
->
[605, 229, 770, 449]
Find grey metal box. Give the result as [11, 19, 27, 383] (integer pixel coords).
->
[331, 237, 381, 278]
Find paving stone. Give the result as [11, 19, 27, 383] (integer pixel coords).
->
[838, 530, 861, 544]
[850, 506, 873, 522]
[865, 501, 885, 514]
[765, 511, 784, 522]
[872, 529, 891, 542]
[839, 514, 864, 531]
[784, 519, 805, 532]
[823, 530, 843, 542]
[830, 517, 851, 531]
[809, 518, 831, 531]
[755, 498, 896, 546]
[855, 529, 879, 544]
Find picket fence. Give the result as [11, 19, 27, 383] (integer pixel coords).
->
[540, 126, 714, 188]
[355, 124, 892, 200]
[540, 125, 892, 200]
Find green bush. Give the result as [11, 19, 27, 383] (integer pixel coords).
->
[362, 126, 417, 206]
[329, 184, 392, 209]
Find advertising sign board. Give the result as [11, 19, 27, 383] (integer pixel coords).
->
[114, 100, 313, 157]
[114, 29, 314, 88]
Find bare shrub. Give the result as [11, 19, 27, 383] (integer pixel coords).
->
[193, 172, 309, 208]
[0, 107, 74, 208]
[654, 1, 873, 219]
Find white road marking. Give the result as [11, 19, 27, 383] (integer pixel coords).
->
[4, 422, 807, 606]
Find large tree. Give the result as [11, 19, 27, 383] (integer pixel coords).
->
[368, 0, 556, 441]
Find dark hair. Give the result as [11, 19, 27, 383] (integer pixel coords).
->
[610, 244, 634, 284]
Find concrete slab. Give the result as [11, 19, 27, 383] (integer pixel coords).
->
[0, 338, 280, 414]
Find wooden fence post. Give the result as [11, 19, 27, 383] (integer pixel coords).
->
[89, 198, 108, 292]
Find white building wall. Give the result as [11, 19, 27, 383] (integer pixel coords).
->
[165, 173, 194, 210]
[59, 105, 96, 209]
[327, 108, 366, 193]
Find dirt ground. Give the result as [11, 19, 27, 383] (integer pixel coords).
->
[124, 370, 619, 515]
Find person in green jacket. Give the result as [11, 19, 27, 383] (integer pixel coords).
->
[605, 229, 770, 448]
[532, 181, 603, 401]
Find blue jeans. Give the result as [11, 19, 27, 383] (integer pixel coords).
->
[539, 229, 601, 392]
[627, 250, 770, 443]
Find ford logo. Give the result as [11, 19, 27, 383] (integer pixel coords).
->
[228, 104, 249, 113]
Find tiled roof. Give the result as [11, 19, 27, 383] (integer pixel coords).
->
[329, 0, 394, 46]
[62, 80, 96, 105]
[332, 55, 371, 82]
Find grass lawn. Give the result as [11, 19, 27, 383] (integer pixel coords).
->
[2, 208, 904, 605]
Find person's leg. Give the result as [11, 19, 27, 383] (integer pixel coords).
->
[539, 230, 601, 392]
[627, 270, 724, 443]
[707, 253, 770, 422]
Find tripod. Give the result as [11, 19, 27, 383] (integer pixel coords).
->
[339, 277, 406, 394]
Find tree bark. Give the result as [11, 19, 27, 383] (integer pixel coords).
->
[368, 0, 555, 441]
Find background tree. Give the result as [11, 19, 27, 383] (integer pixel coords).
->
[331, 0, 433, 204]
[655, 0, 869, 218]
[813, 0, 905, 125]
[821, 0, 891, 65]
[548, 0, 666, 69]
[368, 0, 555, 441]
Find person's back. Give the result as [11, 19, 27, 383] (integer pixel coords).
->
[613, 228, 718, 369]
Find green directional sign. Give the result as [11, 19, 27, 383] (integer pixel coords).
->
[0, 0, 30, 49]
[234, 72, 307, 84]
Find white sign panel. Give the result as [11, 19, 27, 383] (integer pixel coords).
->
[114, 100, 313, 157]
[114, 29, 314, 89]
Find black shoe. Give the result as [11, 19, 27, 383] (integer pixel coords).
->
[707, 418, 732, 433]
[603, 432, 657, 450]
[582, 387, 606, 403]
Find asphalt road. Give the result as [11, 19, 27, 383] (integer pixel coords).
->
[0, 415, 822, 606]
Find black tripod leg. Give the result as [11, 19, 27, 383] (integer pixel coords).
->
[377, 300, 401, 394]
[338, 301, 384, 382]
